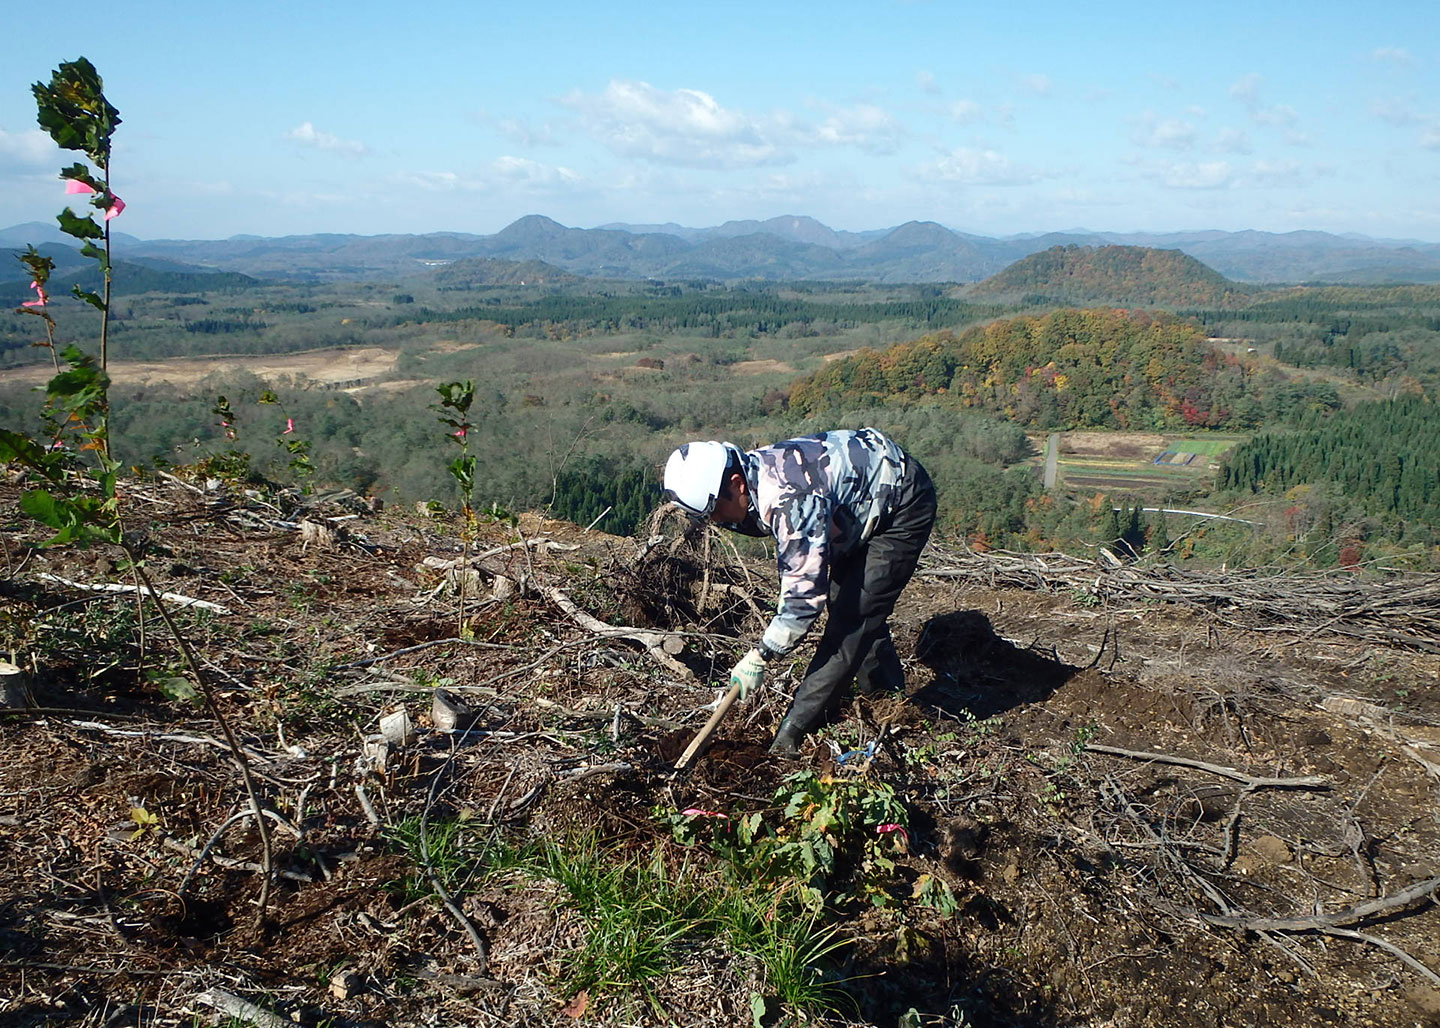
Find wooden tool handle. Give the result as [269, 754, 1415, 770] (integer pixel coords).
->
[673, 683, 742, 771]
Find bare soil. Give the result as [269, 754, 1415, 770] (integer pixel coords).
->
[0, 346, 400, 390]
[730, 359, 796, 376]
[2, 480, 1439, 1028]
[1054, 432, 1169, 457]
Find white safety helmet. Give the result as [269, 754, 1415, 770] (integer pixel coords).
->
[663, 440, 738, 518]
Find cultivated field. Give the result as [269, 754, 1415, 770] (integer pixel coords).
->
[1035, 431, 1245, 497]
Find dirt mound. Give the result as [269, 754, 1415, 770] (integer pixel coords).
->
[2, 477, 1439, 1027]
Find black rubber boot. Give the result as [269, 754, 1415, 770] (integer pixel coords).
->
[768, 719, 807, 758]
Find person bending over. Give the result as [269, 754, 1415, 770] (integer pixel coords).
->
[663, 427, 936, 755]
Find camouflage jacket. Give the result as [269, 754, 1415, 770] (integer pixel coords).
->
[721, 428, 908, 655]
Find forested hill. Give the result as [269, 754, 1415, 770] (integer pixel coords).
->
[1221, 397, 1439, 529]
[431, 257, 582, 288]
[962, 245, 1251, 308]
[0, 244, 258, 303]
[787, 307, 1336, 431]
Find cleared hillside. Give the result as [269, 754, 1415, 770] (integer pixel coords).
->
[3, 477, 1439, 1027]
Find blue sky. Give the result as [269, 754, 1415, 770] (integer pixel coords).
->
[1, 1, 1437, 241]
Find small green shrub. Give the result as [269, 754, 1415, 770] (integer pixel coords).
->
[669, 769, 910, 911]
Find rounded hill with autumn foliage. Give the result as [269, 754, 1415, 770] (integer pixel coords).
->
[962, 244, 1252, 308]
[788, 307, 1264, 431]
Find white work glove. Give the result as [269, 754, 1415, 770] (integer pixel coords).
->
[729, 648, 766, 701]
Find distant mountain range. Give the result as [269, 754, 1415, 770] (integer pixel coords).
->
[5, 214, 1440, 286]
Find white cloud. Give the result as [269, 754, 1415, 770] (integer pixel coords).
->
[1229, 73, 1262, 104]
[916, 70, 940, 95]
[1372, 98, 1422, 126]
[560, 80, 789, 168]
[1249, 159, 1304, 186]
[916, 147, 1037, 186]
[558, 80, 906, 167]
[1229, 74, 1301, 132]
[1214, 128, 1253, 154]
[398, 171, 463, 191]
[258, 188, 351, 209]
[0, 128, 56, 171]
[1133, 113, 1197, 150]
[1022, 74, 1053, 96]
[287, 122, 369, 156]
[490, 155, 582, 187]
[1372, 47, 1414, 65]
[397, 158, 581, 193]
[1370, 98, 1440, 150]
[1252, 104, 1298, 128]
[949, 100, 983, 124]
[809, 103, 905, 154]
[497, 117, 558, 147]
[1154, 160, 1234, 189]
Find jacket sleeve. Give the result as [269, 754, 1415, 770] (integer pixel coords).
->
[759, 491, 831, 655]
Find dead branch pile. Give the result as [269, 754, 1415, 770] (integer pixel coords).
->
[921, 545, 1440, 652]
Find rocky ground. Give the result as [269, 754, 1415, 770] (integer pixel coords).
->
[2, 476, 1439, 1028]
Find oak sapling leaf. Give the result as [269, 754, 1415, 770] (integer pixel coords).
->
[57, 206, 103, 240]
[72, 286, 106, 312]
[46, 347, 110, 416]
[80, 241, 110, 271]
[16, 245, 55, 288]
[435, 380, 476, 414]
[32, 58, 121, 165]
[0, 429, 66, 484]
[20, 488, 66, 529]
[59, 162, 103, 191]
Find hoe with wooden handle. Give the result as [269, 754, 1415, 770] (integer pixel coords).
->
[673, 681, 742, 771]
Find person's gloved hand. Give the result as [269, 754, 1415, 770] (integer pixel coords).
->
[729, 648, 765, 700]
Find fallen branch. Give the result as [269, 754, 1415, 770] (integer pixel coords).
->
[194, 988, 292, 1028]
[1322, 927, 1440, 987]
[542, 586, 693, 681]
[69, 720, 274, 765]
[176, 808, 302, 895]
[1174, 875, 1440, 932]
[38, 572, 233, 614]
[354, 783, 382, 827]
[918, 545, 1440, 653]
[163, 836, 312, 883]
[1152, 877, 1440, 986]
[1083, 743, 1328, 790]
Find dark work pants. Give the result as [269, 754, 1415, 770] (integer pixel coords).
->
[781, 459, 937, 734]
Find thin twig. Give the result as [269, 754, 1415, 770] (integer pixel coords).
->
[131, 558, 274, 925]
[421, 735, 489, 970]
